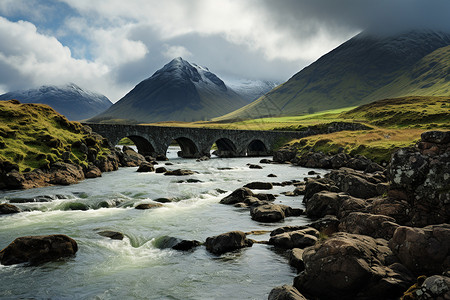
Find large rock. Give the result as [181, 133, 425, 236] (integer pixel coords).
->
[268, 285, 307, 300]
[205, 231, 253, 255]
[294, 152, 331, 169]
[48, 162, 85, 185]
[289, 248, 305, 272]
[415, 275, 450, 299]
[269, 228, 319, 249]
[346, 155, 372, 171]
[85, 163, 102, 178]
[330, 152, 350, 169]
[0, 234, 78, 265]
[339, 212, 399, 240]
[388, 132, 450, 226]
[0, 203, 21, 214]
[98, 230, 124, 240]
[294, 233, 414, 300]
[303, 178, 338, 201]
[369, 197, 411, 225]
[120, 146, 146, 167]
[273, 147, 297, 163]
[388, 224, 450, 275]
[243, 181, 273, 190]
[152, 236, 201, 251]
[308, 215, 340, 236]
[220, 187, 254, 205]
[326, 168, 386, 199]
[304, 191, 345, 217]
[136, 162, 155, 172]
[164, 169, 195, 176]
[250, 204, 285, 222]
[96, 153, 120, 172]
[135, 203, 163, 209]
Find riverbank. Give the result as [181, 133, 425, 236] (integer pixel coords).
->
[265, 130, 449, 299]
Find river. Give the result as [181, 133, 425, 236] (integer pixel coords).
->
[0, 146, 324, 299]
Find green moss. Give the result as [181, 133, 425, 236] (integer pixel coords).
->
[0, 100, 111, 172]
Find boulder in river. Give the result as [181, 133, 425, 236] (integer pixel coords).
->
[136, 162, 155, 172]
[155, 167, 167, 173]
[243, 181, 273, 190]
[0, 203, 21, 214]
[248, 164, 263, 169]
[48, 162, 85, 185]
[164, 169, 195, 176]
[220, 187, 254, 205]
[268, 285, 307, 300]
[85, 164, 102, 178]
[250, 204, 285, 222]
[0, 234, 78, 265]
[269, 228, 319, 249]
[294, 232, 414, 300]
[205, 231, 253, 255]
[289, 248, 305, 272]
[135, 203, 163, 210]
[153, 236, 201, 251]
[98, 230, 124, 240]
[153, 197, 173, 203]
[120, 146, 147, 167]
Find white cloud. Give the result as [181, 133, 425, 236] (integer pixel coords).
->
[0, 16, 129, 101]
[162, 45, 192, 60]
[58, 0, 353, 62]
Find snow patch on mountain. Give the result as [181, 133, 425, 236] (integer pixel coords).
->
[223, 77, 279, 102]
[0, 83, 112, 120]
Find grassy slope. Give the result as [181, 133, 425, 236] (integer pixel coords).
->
[283, 96, 450, 163]
[0, 100, 109, 172]
[363, 46, 450, 101]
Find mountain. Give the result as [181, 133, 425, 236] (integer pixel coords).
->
[215, 30, 450, 121]
[223, 78, 279, 102]
[0, 83, 112, 121]
[90, 57, 250, 123]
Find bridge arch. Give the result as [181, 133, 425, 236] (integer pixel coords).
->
[247, 139, 270, 156]
[212, 138, 238, 157]
[172, 137, 199, 158]
[124, 135, 156, 156]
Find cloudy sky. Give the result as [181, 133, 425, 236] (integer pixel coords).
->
[0, 0, 449, 102]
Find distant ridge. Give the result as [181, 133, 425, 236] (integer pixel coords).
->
[0, 83, 112, 121]
[90, 57, 254, 123]
[215, 30, 450, 121]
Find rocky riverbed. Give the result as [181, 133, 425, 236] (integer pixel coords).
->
[1, 130, 449, 299]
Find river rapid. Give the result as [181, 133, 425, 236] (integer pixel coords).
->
[0, 146, 324, 300]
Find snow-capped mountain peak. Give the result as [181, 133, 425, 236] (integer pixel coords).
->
[0, 83, 112, 120]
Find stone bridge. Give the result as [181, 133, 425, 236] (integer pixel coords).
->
[84, 123, 308, 158]
[84, 122, 367, 158]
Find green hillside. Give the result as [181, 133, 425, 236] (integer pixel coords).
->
[365, 45, 450, 100]
[0, 100, 109, 172]
[215, 30, 450, 121]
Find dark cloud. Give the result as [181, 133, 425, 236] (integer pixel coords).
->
[260, 0, 450, 35]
